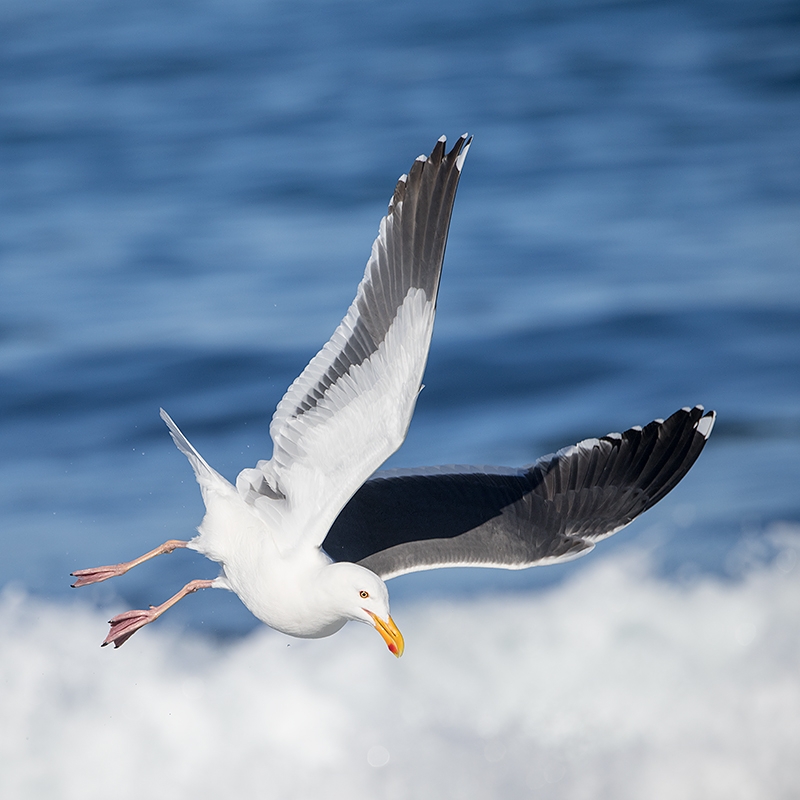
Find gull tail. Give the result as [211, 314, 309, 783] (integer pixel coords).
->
[159, 409, 231, 495]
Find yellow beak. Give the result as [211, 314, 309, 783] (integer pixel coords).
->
[367, 611, 404, 658]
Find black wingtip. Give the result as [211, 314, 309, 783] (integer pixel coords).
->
[429, 136, 447, 165]
[610, 405, 715, 511]
[447, 133, 472, 171]
[389, 134, 471, 212]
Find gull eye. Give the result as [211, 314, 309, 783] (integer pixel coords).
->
[359, 590, 369, 599]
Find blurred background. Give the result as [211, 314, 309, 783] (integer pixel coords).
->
[1, 0, 798, 797]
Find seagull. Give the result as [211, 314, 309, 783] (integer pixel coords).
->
[71, 134, 715, 656]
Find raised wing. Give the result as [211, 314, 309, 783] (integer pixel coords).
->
[322, 406, 715, 579]
[236, 134, 472, 547]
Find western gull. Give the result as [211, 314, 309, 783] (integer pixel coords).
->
[71, 134, 715, 656]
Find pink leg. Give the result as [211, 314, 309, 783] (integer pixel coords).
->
[102, 578, 215, 648]
[71, 539, 189, 587]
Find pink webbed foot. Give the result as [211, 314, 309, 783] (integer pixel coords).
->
[70, 564, 129, 588]
[71, 540, 189, 588]
[100, 579, 214, 648]
[102, 608, 159, 648]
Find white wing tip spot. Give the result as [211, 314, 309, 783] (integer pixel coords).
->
[416, 154, 427, 163]
[438, 134, 447, 143]
[456, 138, 472, 171]
[696, 411, 716, 439]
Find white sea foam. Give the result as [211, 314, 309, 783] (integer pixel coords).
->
[2, 525, 799, 799]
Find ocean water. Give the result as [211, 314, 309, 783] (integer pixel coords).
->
[1, 0, 799, 797]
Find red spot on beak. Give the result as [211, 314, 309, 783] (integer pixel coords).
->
[366, 611, 404, 657]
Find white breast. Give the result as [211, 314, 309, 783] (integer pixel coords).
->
[190, 491, 346, 637]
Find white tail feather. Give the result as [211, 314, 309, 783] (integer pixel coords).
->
[159, 409, 231, 494]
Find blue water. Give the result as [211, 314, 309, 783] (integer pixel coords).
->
[2, 1, 799, 796]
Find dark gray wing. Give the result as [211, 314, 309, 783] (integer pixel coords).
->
[236, 135, 472, 546]
[323, 406, 715, 579]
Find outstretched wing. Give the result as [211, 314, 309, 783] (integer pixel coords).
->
[322, 406, 715, 579]
[237, 135, 472, 548]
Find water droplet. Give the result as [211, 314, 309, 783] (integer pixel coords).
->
[367, 745, 390, 768]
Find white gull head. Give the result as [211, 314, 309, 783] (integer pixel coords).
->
[315, 562, 404, 656]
